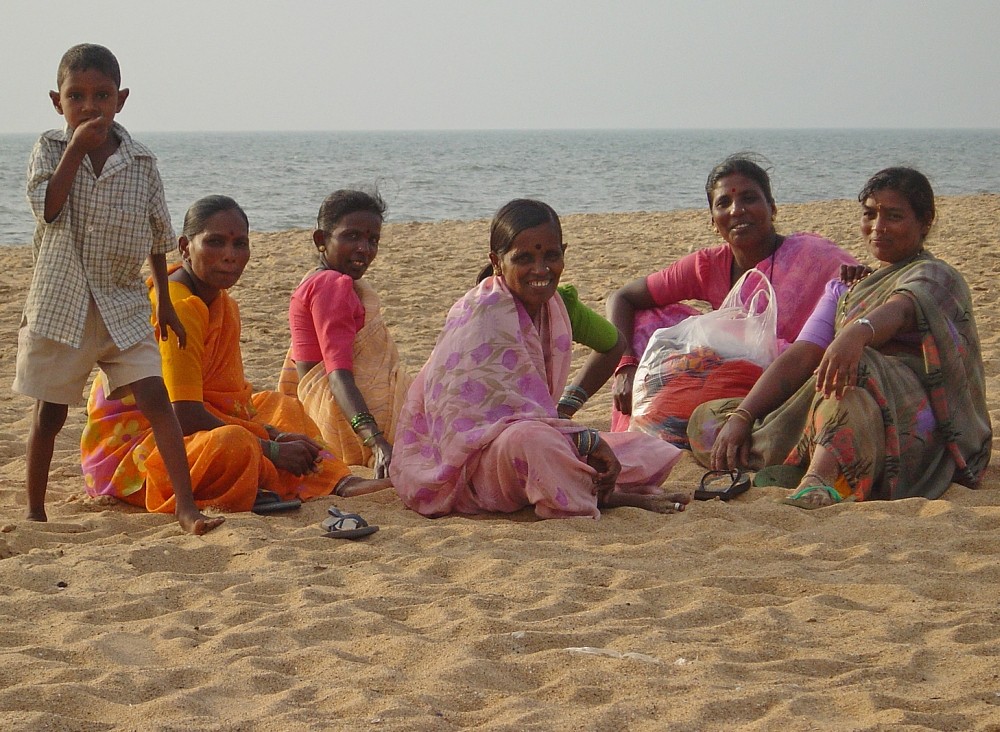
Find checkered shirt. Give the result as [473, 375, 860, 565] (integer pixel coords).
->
[23, 123, 175, 349]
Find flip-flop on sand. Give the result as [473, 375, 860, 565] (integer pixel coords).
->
[694, 469, 751, 501]
[780, 484, 855, 510]
[322, 506, 379, 540]
[252, 489, 303, 515]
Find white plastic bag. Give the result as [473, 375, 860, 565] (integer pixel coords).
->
[630, 268, 778, 439]
[684, 267, 777, 366]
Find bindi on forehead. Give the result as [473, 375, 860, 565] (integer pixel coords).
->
[535, 243, 542, 250]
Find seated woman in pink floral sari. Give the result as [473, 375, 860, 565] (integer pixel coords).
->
[390, 199, 687, 519]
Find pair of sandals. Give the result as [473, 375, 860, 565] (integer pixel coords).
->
[696, 467, 853, 510]
[252, 490, 378, 539]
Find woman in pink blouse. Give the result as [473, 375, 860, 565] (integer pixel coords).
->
[277, 190, 411, 480]
[607, 154, 858, 434]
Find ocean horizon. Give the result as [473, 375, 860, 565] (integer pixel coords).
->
[2, 128, 999, 246]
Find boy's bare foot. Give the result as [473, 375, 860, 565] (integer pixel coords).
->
[26, 510, 48, 522]
[176, 506, 225, 535]
[600, 489, 690, 514]
[335, 476, 392, 498]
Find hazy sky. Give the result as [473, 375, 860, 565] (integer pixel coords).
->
[2, 0, 998, 133]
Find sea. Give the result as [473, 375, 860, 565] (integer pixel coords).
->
[1, 128, 998, 246]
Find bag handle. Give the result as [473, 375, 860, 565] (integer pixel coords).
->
[721, 267, 776, 316]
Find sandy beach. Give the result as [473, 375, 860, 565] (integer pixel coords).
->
[2, 195, 1000, 731]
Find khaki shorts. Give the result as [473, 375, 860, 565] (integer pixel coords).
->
[12, 297, 162, 406]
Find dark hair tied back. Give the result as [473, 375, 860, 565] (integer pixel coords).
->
[705, 152, 775, 208]
[182, 195, 248, 239]
[858, 167, 936, 225]
[477, 198, 563, 283]
[317, 189, 387, 232]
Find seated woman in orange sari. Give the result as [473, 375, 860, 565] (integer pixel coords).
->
[81, 195, 387, 514]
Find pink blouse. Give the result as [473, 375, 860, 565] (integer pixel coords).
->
[289, 270, 365, 372]
[645, 232, 858, 347]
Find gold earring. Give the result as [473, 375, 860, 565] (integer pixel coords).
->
[318, 245, 327, 253]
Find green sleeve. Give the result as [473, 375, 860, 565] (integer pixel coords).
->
[558, 285, 620, 353]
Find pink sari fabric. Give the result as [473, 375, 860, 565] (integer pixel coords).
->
[390, 277, 681, 519]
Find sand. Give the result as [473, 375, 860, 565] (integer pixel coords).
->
[2, 196, 1000, 731]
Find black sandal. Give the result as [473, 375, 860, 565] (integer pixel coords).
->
[695, 469, 751, 501]
[251, 489, 303, 514]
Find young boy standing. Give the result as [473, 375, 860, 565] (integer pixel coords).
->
[13, 43, 223, 535]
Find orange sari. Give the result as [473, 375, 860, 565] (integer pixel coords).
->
[81, 278, 350, 513]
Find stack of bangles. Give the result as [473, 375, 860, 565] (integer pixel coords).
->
[572, 428, 601, 456]
[261, 424, 292, 462]
[350, 411, 384, 447]
[261, 438, 280, 462]
[614, 354, 640, 376]
[727, 407, 755, 426]
[557, 384, 589, 416]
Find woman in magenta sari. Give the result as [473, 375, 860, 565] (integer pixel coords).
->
[390, 199, 686, 519]
[607, 154, 858, 434]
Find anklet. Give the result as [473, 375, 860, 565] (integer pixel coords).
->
[801, 471, 835, 487]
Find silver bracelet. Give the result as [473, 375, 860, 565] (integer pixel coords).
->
[856, 317, 876, 343]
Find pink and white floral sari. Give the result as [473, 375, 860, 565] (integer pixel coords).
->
[390, 277, 681, 518]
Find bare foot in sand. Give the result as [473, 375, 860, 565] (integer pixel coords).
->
[26, 510, 47, 522]
[335, 476, 393, 498]
[600, 490, 690, 514]
[177, 506, 225, 535]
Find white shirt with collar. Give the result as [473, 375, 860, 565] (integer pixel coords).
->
[24, 122, 175, 349]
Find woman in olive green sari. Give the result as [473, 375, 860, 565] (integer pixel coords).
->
[689, 167, 991, 507]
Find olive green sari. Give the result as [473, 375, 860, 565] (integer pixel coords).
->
[690, 251, 991, 500]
